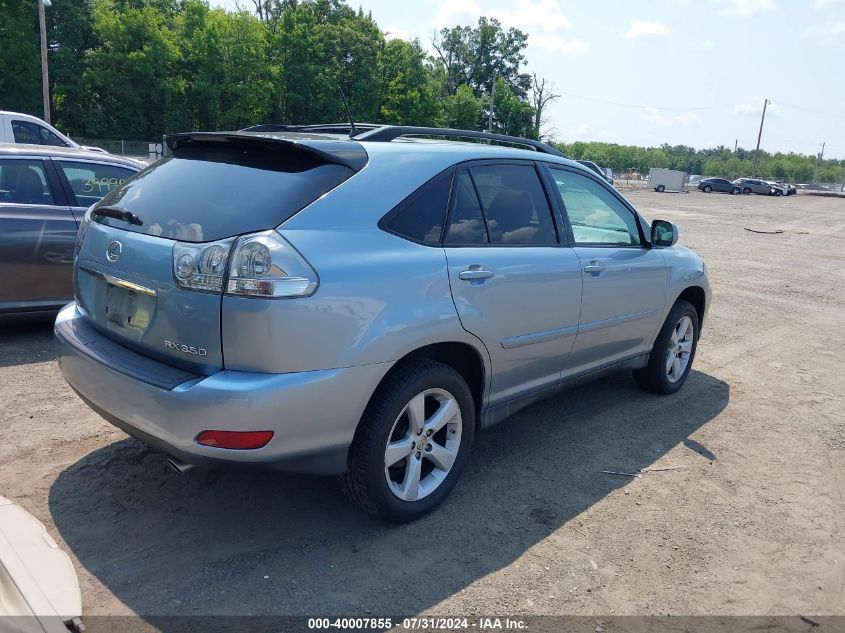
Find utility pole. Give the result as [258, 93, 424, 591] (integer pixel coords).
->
[734, 139, 738, 153]
[488, 72, 496, 134]
[751, 98, 769, 177]
[38, 0, 51, 124]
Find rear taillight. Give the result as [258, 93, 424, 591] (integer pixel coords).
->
[173, 238, 235, 293]
[172, 230, 317, 298]
[225, 231, 318, 298]
[196, 430, 274, 450]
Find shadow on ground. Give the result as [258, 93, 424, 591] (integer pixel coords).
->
[49, 369, 728, 628]
[0, 319, 56, 368]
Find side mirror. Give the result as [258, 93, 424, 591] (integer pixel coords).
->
[651, 220, 678, 247]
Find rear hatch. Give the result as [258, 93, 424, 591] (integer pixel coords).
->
[74, 132, 366, 374]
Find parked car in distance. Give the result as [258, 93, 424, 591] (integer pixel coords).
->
[698, 177, 741, 195]
[767, 181, 796, 196]
[0, 111, 107, 153]
[0, 144, 142, 317]
[55, 125, 710, 522]
[733, 177, 775, 195]
[576, 159, 614, 185]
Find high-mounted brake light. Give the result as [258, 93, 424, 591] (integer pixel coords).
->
[196, 430, 274, 450]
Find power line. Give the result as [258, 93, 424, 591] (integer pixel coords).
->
[558, 91, 736, 111]
[777, 102, 845, 120]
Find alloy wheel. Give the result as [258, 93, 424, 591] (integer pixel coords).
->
[383, 389, 462, 501]
[665, 316, 694, 383]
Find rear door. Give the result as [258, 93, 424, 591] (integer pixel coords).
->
[546, 165, 666, 377]
[0, 157, 77, 312]
[444, 161, 582, 405]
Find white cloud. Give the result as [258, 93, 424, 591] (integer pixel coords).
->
[531, 34, 589, 55]
[490, 0, 572, 33]
[434, 0, 480, 28]
[707, 0, 774, 17]
[734, 98, 781, 116]
[815, 0, 844, 7]
[644, 108, 701, 127]
[804, 20, 845, 44]
[382, 25, 411, 41]
[624, 20, 672, 39]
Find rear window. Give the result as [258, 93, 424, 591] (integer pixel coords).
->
[381, 170, 453, 244]
[93, 144, 355, 242]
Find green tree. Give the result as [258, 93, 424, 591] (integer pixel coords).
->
[443, 84, 481, 130]
[490, 77, 534, 138]
[378, 39, 440, 126]
[0, 0, 42, 117]
[77, 0, 180, 138]
[432, 17, 529, 99]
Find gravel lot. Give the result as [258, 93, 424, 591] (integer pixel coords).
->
[0, 190, 842, 624]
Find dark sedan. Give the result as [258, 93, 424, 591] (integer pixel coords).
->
[0, 144, 142, 317]
[698, 178, 741, 194]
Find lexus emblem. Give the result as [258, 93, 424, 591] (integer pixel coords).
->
[106, 240, 123, 262]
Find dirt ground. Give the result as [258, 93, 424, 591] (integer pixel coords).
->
[0, 190, 843, 624]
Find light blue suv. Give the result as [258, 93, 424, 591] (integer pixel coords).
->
[55, 125, 710, 521]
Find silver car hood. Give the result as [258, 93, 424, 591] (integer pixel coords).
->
[0, 496, 82, 631]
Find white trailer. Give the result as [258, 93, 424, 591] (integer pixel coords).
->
[648, 168, 689, 192]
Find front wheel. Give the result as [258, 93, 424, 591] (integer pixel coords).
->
[702, 185, 712, 193]
[656, 185, 665, 192]
[633, 300, 699, 394]
[774, 189, 784, 196]
[731, 187, 741, 195]
[342, 360, 475, 522]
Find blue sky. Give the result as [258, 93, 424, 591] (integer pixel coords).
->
[211, 0, 845, 158]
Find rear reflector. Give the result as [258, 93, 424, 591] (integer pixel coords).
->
[196, 430, 274, 450]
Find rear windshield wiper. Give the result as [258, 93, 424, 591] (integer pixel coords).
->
[91, 205, 143, 226]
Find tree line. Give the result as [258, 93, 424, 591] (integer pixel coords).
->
[556, 141, 844, 183]
[1, 0, 842, 183]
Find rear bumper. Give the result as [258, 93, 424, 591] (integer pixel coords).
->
[55, 303, 392, 475]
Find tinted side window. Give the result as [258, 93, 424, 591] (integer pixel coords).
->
[0, 159, 55, 205]
[57, 161, 137, 207]
[470, 164, 556, 245]
[445, 170, 488, 245]
[383, 170, 452, 244]
[12, 121, 40, 145]
[39, 126, 69, 147]
[550, 168, 641, 246]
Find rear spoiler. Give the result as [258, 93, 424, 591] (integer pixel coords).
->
[165, 132, 368, 172]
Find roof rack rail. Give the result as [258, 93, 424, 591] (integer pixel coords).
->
[354, 126, 567, 158]
[241, 123, 381, 136]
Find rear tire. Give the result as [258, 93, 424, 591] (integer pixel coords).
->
[774, 189, 783, 196]
[731, 187, 741, 195]
[656, 185, 665, 192]
[342, 360, 475, 522]
[743, 187, 752, 194]
[633, 300, 699, 395]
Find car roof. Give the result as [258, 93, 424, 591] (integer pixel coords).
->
[0, 142, 143, 168]
[230, 130, 585, 171]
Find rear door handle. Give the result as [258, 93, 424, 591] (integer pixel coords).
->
[583, 261, 607, 274]
[459, 265, 495, 281]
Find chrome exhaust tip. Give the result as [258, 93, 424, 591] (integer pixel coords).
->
[167, 457, 195, 474]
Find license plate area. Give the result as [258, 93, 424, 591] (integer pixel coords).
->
[105, 283, 144, 332]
